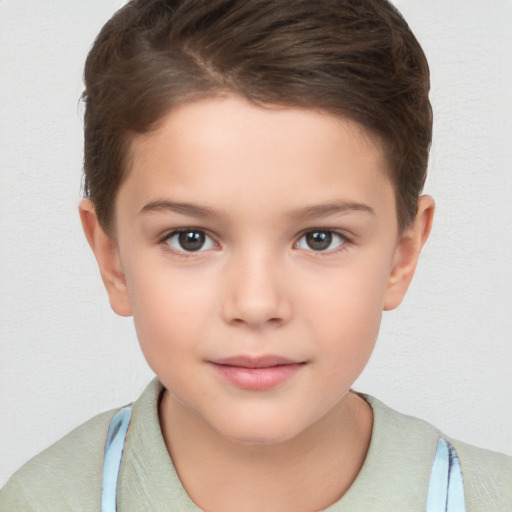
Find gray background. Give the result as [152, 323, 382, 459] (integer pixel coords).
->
[1, 0, 511, 485]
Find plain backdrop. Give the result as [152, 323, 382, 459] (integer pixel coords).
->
[1, 0, 511, 486]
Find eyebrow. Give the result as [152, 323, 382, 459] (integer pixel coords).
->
[140, 199, 375, 220]
[140, 200, 221, 219]
[286, 201, 375, 221]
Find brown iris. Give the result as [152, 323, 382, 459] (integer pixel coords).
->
[178, 230, 206, 251]
[305, 231, 332, 251]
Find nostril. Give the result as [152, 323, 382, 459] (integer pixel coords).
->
[221, 269, 293, 327]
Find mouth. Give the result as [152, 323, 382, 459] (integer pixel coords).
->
[209, 355, 306, 391]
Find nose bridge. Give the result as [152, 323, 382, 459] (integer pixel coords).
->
[222, 244, 291, 328]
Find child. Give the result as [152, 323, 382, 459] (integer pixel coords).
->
[1, 0, 510, 510]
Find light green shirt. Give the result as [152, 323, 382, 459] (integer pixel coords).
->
[1, 379, 510, 511]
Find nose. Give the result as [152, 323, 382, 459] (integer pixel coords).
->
[221, 251, 292, 329]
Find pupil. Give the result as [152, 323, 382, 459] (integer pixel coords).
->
[306, 231, 332, 251]
[178, 231, 205, 251]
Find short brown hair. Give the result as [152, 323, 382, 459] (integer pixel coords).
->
[82, 0, 432, 234]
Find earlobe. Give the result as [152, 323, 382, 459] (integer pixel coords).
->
[79, 199, 132, 317]
[383, 195, 435, 311]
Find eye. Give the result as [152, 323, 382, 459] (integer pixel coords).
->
[164, 229, 216, 253]
[296, 230, 346, 252]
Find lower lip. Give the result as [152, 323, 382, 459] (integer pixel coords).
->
[211, 363, 304, 391]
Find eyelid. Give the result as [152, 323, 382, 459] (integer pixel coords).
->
[157, 227, 350, 257]
[294, 229, 349, 253]
[160, 227, 218, 254]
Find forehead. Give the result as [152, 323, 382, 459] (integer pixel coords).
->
[129, 96, 386, 167]
[118, 95, 395, 226]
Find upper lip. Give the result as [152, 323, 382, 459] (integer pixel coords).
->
[211, 355, 303, 368]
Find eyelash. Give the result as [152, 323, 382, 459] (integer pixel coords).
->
[159, 228, 218, 258]
[158, 228, 350, 257]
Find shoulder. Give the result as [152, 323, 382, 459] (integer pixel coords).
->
[447, 437, 512, 512]
[0, 380, 162, 512]
[363, 394, 512, 512]
[0, 407, 117, 511]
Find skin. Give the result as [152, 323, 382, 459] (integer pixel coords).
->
[80, 95, 434, 511]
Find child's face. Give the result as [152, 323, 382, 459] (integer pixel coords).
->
[83, 95, 431, 444]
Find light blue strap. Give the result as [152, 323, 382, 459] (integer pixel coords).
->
[100, 410, 465, 512]
[101, 406, 132, 512]
[425, 438, 466, 512]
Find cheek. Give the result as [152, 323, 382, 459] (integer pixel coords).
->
[300, 257, 391, 325]
[126, 273, 202, 384]
[298, 256, 392, 366]
[124, 263, 218, 351]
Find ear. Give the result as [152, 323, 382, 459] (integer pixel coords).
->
[79, 199, 132, 317]
[383, 195, 435, 311]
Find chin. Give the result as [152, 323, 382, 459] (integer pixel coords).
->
[210, 415, 307, 447]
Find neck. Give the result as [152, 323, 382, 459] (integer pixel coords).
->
[159, 391, 373, 512]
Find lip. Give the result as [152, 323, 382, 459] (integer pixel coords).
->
[209, 355, 305, 391]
